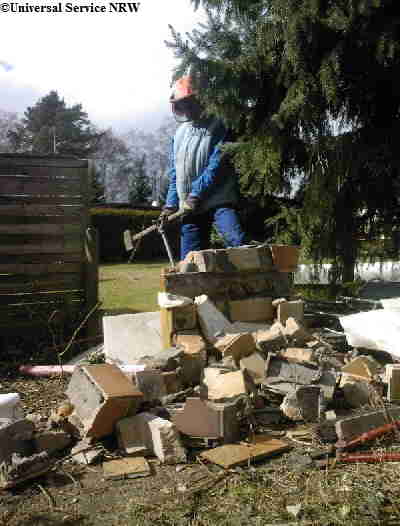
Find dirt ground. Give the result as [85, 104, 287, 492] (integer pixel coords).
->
[2, 373, 400, 526]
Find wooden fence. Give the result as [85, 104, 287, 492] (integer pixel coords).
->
[0, 154, 98, 333]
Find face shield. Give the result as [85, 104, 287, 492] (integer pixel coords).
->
[171, 96, 202, 124]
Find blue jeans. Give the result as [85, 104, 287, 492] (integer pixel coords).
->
[180, 206, 246, 260]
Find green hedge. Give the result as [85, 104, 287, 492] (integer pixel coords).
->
[90, 208, 180, 262]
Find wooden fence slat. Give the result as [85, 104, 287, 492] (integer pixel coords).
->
[0, 239, 82, 255]
[0, 195, 83, 205]
[0, 232, 82, 243]
[0, 169, 82, 181]
[0, 224, 82, 235]
[0, 263, 82, 275]
[0, 215, 82, 226]
[0, 204, 84, 217]
[0, 300, 84, 324]
[0, 290, 84, 306]
[0, 274, 82, 293]
[0, 253, 83, 264]
[0, 157, 88, 168]
[0, 176, 83, 195]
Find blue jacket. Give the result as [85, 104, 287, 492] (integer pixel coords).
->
[165, 117, 239, 212]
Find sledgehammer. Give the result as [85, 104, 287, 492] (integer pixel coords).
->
[124, 209, 186, 267]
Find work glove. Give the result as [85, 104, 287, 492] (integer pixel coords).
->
[183, 195, 200, 213]
[159, 206, 177, 220]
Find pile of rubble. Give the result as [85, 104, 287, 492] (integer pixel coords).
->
[4, 244, 400, 486]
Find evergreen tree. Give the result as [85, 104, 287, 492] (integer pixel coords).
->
[167, 0, 400, 281]
[128, 154, 152, 205]
[8, 91, 101, 156]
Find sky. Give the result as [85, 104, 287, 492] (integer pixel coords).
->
[0, 0, 206, 132]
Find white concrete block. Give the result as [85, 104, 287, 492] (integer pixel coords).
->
[103, 312, 163, 365]
[148, 417, 186, 464]
[195, 295, 232, 343]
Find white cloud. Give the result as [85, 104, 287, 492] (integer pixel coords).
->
[0, 0, 205, 130]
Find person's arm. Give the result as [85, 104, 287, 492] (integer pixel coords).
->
[164, 138, 179, 209]
[188, 138, 225, 199]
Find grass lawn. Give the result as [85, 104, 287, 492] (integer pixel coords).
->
[99, 260, 168, 315]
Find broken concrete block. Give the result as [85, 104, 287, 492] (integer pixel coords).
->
[199, 435, 291, 469]
[386, 365, 400, 403]
[214, 332, 257, 363]
[133, 370, 167, 402]
[182, 249, 219, 272]
[171, 398, 240, 443]
[157, 292, 193, 309]
[279, 347, 316, 364]
[318, 370, 337, 400]
[280, 386, 321, 422]
[184, 245, 274, 273]
[269, 244, 300, 272]
[175, 330, 206, 354]
[283, 317, 313, 346]
[253, 407, 285, 426]
[175, 331, 207, 386]
[66, 364, 143, 439]
[202, 367, 226, 388]
[326, 410, 337, 420]
[147, 416, 186, 464]
[228, 297, 274, 323]
[240, 352, 267, 384]
[280, 393, 302, 421]
[160, 304, 198, 348]
[71, 439, 103, 465]
[195, 295, 232, 343]
[0, 393, 23, 421]
[316, 419, 338, 443]
[34, 430, 72, 455]
[117, 412, 186, 464]
[342, 355, 380, 381]
[162, 371, 182, 395]
[231, 321, 271, 334]
[277, 300, 304, 325]
[103, 312, 163, 365]
[103, 457, 150, 480]
[335, 407, 400, 444]
[161, 388, 195, 406]
[222, 355, 239, 370]
[0, 452, 52, 489]
[257, 323, 287, 353]
[206, 370, 256, 402]
[264, 356, 336, 399]
[138, 347, 183, 371]
[0, 418, 35, 463]
[116, 415, 148, 456]
[340, 376, 374, 408]
[263, 356, 319, 394]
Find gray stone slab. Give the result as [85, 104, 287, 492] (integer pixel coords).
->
[103, 312, 163, 365]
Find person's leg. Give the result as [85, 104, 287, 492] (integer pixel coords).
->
[180, 211, 213, 260]
[213, 207, 247, 247]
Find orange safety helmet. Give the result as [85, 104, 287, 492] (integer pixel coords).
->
[170, 76, 195, 103]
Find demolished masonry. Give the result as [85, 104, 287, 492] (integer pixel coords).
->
[4, 243, 400, 485]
